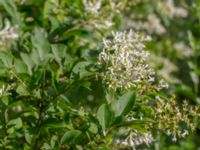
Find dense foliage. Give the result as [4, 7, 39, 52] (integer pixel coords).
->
[0, 0, 200, 149]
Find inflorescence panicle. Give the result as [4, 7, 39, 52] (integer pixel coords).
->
[99, 30, 154, 91]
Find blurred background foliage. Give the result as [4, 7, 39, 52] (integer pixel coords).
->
[0, 0, 200, 149]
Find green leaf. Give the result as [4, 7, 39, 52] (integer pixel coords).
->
[89, 122, 98, 134]
[42, 118, 67, 128]
[1, 97, 9, 107]
[14, 58, 28, 74]
[51, 44, 64, 66]
[188, 31, 196, 53]
[97, 104, 112, 130]
[72, 132, 89, 145]
[31, 28, 51, 62]
[113, 119, 154, 128]
[72, 61, 93, 79]
[16, 85, 29, 96]
[115, 91, 136, 116]
[60, 130, 82, 145]
[0, 0, 21, 24]
[20, 53, 34, 75]
[30, 48, 40, 65]
[49, 27, 88, 43]
[24, 128, 37, 145]
[0, 52, 13, 68]
[96, 146, 112, 150]
[7, 118, 23, 130]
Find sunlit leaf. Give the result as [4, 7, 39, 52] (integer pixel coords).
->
[115, 91, 136, 116]
[97, 104, 112, 130]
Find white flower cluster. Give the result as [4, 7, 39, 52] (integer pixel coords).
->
[83, 0, 127, 15]
[157, 0, 188, 18]
[83, 0, 114, 29]
[150, 55, 178, 84]
[99, 30, 154, 90]
[116, 130, 154, 150]
[0, 20, 19, 47]
[157, 79, 169, 91]
[155, 96, 199, 142]
[83, 0, 102, 15]
[126, 14, 166, 35]
[173, 42, 193, 57]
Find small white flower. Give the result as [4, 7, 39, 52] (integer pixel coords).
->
[104, 21, 113, 27]
[166, 129, 171, 136]
[158, 79, 169, 90]
[0, 20, 19, 47]
[155, 96, 162, 101]
[118, 130, 154, 149]
[83, 0, 102, 15]
[172, 135, 177, 142]
[157, 108, 162, 113]
[181, 130, 189, 138]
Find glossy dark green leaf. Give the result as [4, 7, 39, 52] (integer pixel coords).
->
[97, 104, 112, 130]
[60, 130, 82, 145]
[115, 91, 136, 116]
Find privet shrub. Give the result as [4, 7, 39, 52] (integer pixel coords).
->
[0, 0, 199, 150]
